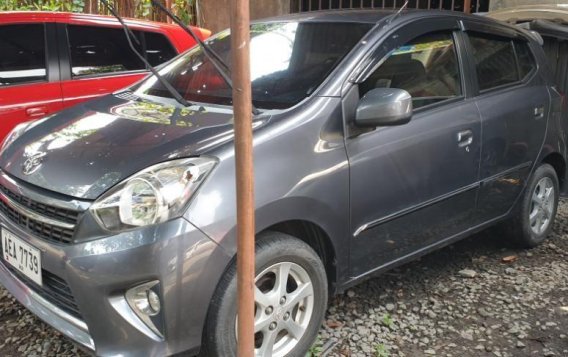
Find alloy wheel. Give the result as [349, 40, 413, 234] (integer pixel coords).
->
[237, 261, 315, 357]
[529, 176, 555, 235]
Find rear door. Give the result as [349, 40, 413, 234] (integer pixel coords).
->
[462, 22, 549, 221]
[346, 19, 482, 277]
[0, 23, 63, 139]
[58, 24, 148, 108]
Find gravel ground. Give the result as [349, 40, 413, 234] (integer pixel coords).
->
[1, 202, 568, 356]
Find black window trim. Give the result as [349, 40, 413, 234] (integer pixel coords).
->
[411, 30, 468, 114]
[352, 17, 461, 85]
[62, 24, 178, 80]
[513, 39, 539, 82]
[460, 18, 539, 97]
[0, 22, 52, 88]
[354, 22, 467, 114]
[469, 35, 538, 96]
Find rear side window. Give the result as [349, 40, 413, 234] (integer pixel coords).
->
[68, 25, 145, 77]
[0, 24, 46, 86]
[144, 32, 177, 66]
[360, 31, 462, 109]
[468, 33, 518, 91]
[515, 41, 537, 79]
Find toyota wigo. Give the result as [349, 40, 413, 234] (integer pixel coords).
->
[0, 9, 566, 357]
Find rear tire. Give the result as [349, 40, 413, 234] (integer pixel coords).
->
[504, 163, 559, 248]
[202, 232, 328, 357]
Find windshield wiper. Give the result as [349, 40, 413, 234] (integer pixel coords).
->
[99, 0, 191, 107]
[150, 0, 261, 115]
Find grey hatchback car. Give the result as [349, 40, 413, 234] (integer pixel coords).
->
[0, 9, 566, 357]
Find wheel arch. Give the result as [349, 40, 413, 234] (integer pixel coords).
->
[541, 152, 566, 191]
[261, 220, 338, 294]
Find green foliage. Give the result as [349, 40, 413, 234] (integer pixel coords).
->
[32, 0, 63, 11]
[173, 0, 194, 25]
[381, 313, 393, 328]
[0, 0, 31, 10]
[374, 343, 390, 357]
[137, 0, 152, 18]
[0, 0, 83, 12]
[0, 0, 197, 25]
[306, 336, 323, 356]
[70, 0, 83, 12]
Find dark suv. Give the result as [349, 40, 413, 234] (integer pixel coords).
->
[0, 10, 565, 357]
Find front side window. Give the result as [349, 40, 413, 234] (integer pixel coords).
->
[468, 33, 518, 91]
[0, 24, 46, 86]
[360, 31, 462, 109]
[136, 22, 372, 109]
[68, 25, 145, 77]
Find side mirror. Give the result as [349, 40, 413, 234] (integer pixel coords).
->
[355, 88, 413, 127]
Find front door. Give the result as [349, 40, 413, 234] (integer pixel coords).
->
[346, 24, 481, 277]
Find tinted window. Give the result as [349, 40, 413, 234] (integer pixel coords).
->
[0, 24, 46, 86]
[144, 32, 177, 66]
[515, 41, 536, 79]
[136, 22, 371, 109]
[360, 32, 462, 109]
[68, 25, 145, 77]
[468, 34, 518, 91]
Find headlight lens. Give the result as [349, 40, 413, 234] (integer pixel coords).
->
[91, 157, 217, 231]
[120, 178, 160, 227]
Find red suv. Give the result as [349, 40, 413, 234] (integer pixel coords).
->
[0, 11, 209, 140]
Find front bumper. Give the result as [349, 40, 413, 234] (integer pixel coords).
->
[0, 213, 231, 356]
[0, 259, 95, 350]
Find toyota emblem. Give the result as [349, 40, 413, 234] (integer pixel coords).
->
[22, 152, 47, 175]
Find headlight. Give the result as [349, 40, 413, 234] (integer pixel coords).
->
[91, 157, 217, 231]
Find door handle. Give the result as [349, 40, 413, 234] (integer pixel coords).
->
[25, 106, 48, 118]
[457, 129, 473, 148]
[534, 105, 545, 119]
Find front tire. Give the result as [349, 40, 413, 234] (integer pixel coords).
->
[505, 163, 559, 248]
[202, 232, 328, 357]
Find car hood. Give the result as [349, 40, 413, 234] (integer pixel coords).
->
[0, 94, 268, 200]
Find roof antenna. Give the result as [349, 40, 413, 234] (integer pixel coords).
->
[387, 0, 410, 24]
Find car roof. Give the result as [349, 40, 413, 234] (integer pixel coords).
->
[256, 8, 497, 24]
[255, 9, 531, 41]
[0, 11, 183, 31]
[256, 9, 395, 24]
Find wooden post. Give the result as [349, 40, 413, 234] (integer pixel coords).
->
[463, 0, 471, 14]
[165, 0, 172, 23]
[229, 0, 255, 356]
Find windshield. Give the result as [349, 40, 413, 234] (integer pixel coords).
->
[135, 22, 372, 110]
[490, 0, 568, 11]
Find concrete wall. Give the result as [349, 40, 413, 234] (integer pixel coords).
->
[198, 0, 291, 33]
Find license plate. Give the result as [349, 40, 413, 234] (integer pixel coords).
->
[2, 229, 42, 286]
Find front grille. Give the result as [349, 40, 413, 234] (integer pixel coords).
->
[0, 257, 84, 321]
[114, 91, 139, 101]
[0, 184, 79, 244]
[0, 185, 78, 224]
